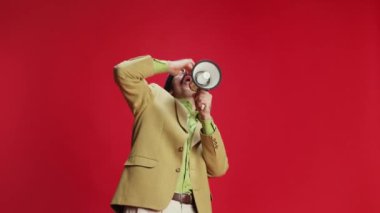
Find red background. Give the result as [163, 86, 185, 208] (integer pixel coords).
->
[1, 0, 379, 212]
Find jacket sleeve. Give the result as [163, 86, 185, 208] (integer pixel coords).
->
[200, 127, 229, 177]
[113, 55, 166, 117]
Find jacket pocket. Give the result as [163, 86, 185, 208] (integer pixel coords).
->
[124, 155, 158, 168]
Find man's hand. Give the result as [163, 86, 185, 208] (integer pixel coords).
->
[194, 90, 212, 120]
[167, 59, 195, 76]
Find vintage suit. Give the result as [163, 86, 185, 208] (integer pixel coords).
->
[110, 55, 229, 213]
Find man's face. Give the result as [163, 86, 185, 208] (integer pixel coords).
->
[171, 71, 196, 99]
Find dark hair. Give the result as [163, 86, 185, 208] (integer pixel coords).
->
[164, 75, 174, 92]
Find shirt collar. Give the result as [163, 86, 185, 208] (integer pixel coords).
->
[178, 99, 199, 118]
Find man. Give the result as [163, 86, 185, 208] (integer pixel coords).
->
[111, 55, 229, 213]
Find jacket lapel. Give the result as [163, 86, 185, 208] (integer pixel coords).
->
[175, 99, 188, 133]
[174, 99, 202, 147]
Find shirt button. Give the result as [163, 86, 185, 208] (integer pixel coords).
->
[178, 147, 184, 152]
[176, 168, 181, 173]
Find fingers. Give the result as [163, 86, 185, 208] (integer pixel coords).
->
[195, 89, 210, 98]
[167, 58, 195, 76]
[187, 59, 195, 66]
[194, 90, 212, 111]
[183, 59, 195, 73]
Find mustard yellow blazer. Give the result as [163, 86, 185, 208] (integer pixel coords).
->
[110, 56, 229, 213]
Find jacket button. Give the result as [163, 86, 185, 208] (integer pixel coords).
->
[176, 168, 181, 173]
[178, 147, 183, 152]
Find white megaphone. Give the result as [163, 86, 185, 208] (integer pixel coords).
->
[190, 60, 221, 91]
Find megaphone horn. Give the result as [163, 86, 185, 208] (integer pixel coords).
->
[190, 60, 221, 91]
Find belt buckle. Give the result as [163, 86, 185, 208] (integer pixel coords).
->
[174, 192, 193, 205]
[184, 192, 192, 204]
[180, 193, 186, 204]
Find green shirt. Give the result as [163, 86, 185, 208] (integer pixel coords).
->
[175, 100, 215, 193]
[152, 59, 215, 194]
[175, 100, 197, 193]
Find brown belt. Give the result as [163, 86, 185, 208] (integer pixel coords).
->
[172, 193, 195, 205]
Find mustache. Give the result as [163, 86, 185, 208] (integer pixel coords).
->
[180, 73, 190, 84]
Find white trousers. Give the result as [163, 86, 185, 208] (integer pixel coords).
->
[123, 200, 196, 213]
